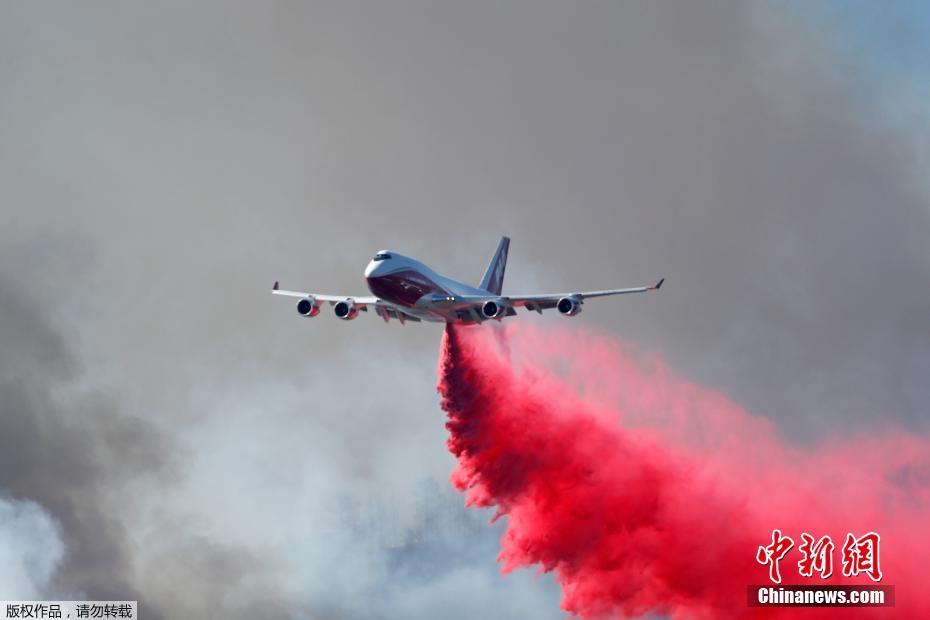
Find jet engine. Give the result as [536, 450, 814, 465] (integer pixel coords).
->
[334, 299, 359, 320]
[557, 296, 582, 317]
[481, 299, 506, 319]
[296, 296, 320, 317]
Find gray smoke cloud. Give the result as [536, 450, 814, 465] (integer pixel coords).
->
[0, 496, 64, 598]
[0, 268, 166, 610]
[1, 1, 928, 618]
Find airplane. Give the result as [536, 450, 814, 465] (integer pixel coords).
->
[272, 236, 663, 325]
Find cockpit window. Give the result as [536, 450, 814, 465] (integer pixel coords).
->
[373, 253, 393, 261]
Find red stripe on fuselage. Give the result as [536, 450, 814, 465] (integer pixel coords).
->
[366, 270, 448, 307]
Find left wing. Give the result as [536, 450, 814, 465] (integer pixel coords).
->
[510, 278, 664, 310]
[450, 278, 664, 319]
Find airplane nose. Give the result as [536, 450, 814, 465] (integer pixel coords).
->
[364, 260, 380, 278]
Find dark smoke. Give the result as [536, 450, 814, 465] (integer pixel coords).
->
[438, 323, 930, 618]
[0, 272, 167, 611]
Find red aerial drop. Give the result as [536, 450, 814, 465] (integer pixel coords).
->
[437, 323, 930, 618]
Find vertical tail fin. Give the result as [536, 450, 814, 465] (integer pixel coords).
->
[479, 236, 510, 295]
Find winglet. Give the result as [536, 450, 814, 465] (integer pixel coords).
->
[273, 281, 280, 291]
[652, 277, 665, 290]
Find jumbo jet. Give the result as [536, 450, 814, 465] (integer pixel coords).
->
[272, 236, 663, 324]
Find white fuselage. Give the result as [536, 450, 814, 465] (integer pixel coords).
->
[364, 251, 493, 323]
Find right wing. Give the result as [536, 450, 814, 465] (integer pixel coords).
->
[271, 281, 421, 322]
[271, 281, 378, 305]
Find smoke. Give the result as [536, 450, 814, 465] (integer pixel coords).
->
[0, 269, 172, 610]
[0, 496, 64, 598]
[2, 2, 929, 617]
[438, 323, 930, 618]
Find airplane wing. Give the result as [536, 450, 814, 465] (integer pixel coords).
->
[271, 282, 378, 305]
[451, 278, 664, 318]
[510, 278, 664, 309]
[271, 282, 421, 322]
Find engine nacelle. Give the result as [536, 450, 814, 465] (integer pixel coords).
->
[333, 300, 359, 320]
[557, 296, 582, 317]
[481, 299, 506, 319]
[296, 296, 320, 317]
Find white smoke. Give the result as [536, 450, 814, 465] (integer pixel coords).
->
[0, 497, 65, 599]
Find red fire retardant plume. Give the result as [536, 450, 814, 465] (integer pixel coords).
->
[437, 323, 930, 618]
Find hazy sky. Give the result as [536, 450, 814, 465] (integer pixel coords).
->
[1, 2, 928, 618]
